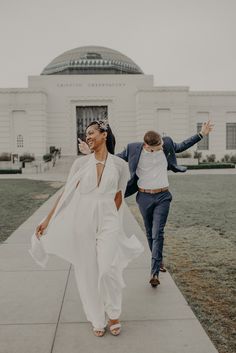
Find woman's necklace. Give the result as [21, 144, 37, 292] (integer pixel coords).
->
[95, 157, 106, 165]
[96, 152, 108, 187]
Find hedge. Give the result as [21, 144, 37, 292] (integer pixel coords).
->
[183, 163, 235, 169]
[0, 169, 22, 174]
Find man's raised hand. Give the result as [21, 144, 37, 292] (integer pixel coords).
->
[200, 120, 214, 136]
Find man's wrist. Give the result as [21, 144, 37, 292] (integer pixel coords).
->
[198, 132, 204, 139]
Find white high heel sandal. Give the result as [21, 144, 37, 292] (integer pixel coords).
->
[93, 327, 106, 337]
[108, 320, 121, 336]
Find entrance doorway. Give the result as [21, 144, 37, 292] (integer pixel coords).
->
[76, 106, 108, 154]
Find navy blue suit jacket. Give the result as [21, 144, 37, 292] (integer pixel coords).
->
[116, 134, 202, 198]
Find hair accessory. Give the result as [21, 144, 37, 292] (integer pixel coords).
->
[95, 119, 109, 131]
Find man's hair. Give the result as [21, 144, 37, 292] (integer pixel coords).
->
[144, 131, 162, 146]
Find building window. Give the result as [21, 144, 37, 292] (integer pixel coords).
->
[17, 134, 24, 148]
[156, 109, 171, 137]
[226, 123, 236, 149]
[197, 123, 209, 150]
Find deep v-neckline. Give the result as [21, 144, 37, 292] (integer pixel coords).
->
[95, 153, 108, 188]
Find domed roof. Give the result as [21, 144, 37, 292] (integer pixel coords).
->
[41, 46, 143, 75]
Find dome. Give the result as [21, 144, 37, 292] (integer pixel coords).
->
[41, 46, 143, 75]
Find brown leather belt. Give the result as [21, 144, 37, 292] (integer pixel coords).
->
[138, 187, 169, 194]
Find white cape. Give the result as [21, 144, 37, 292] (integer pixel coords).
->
[29, 153, 144, 282]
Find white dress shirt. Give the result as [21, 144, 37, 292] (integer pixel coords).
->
[136, 148, 169, 189]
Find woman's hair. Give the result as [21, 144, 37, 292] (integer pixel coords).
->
[86, 120, 116, 154]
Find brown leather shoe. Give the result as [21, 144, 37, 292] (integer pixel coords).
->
[149, 275, 160, 288]
[160, 263, 167, 272]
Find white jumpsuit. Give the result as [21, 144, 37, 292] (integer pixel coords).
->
[29, 153, 144, 330]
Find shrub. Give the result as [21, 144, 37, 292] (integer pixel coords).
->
[43, 153, 52, 162]
[49, 146, 56, 154]
[230, 154, 236, 163]
[206, 154, 216, 163]
[19, 153, 35, 162]
[221, 154, 231, 162]
[194, 151, 202, 160]
[176, 151, 192, 158]
[0, 152, 11, 161]
[49, 146, 61, 158]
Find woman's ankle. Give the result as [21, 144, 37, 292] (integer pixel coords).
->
[109, 318, 120, 323]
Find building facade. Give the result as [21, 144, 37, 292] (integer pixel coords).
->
[0, 46, 236, 159]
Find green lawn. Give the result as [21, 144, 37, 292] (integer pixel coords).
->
[0, 179, 64, 243]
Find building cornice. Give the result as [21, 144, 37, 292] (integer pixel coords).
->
[189, 91, 236, 96]
[69, 96, 114, 102]
[0, 89, 47, 95]
[137, 87, 236, 96]
[137, 86, 190, 93]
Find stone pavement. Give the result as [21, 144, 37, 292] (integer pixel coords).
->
[0, 156, 76, 182]
[0, 157, 219, 353]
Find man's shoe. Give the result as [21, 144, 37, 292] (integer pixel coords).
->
[160, 263, 167, 272]
[149, 275, 160, 288]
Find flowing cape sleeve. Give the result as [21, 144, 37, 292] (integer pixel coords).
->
[28, 157, 85, 267]
[51, 155, 94, 219]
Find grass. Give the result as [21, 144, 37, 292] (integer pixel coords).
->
[0, 179, 63, 243]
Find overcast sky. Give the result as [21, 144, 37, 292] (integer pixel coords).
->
[0, 0, 235, 90]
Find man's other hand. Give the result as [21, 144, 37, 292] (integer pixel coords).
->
[200, 120, 214, 136]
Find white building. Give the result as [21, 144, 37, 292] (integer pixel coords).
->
[0, 46, 236, 160]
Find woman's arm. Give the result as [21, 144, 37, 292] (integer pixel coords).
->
[46, 192, 63, 221]
[36, 192, 63, 237]
[114, 159, 130, 210]
[36, 158, 80, 238]
[114, 190, 122, 210]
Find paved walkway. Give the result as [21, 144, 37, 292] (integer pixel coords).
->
[0, 157, 76, 182]
[0, 157, 219, 353]
[0, 156, 235, 182]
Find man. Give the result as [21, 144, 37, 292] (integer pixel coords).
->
[79, 120, 213, 287]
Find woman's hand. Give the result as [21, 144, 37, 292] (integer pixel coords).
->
[35, 192, 63, 239]
[78, 138, 91, 155]
[36, 218, 50, 239]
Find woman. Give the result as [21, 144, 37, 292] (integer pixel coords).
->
[29, 120, 143, 337]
